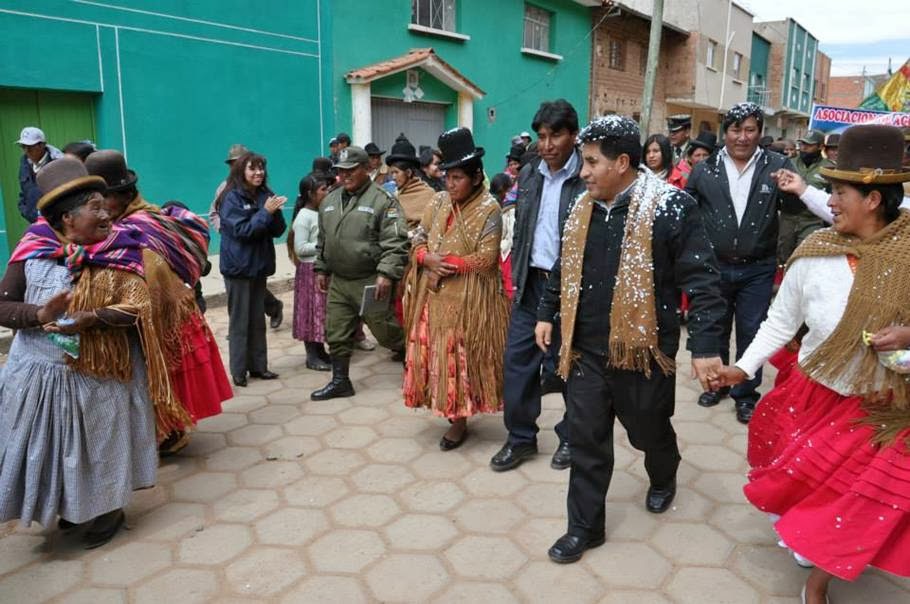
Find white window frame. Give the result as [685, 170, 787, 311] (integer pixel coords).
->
[732, 52, 742, 79]
[410, 0, 462, 37]
[523, 4, 551, 54]
[706, 39, 718, 70]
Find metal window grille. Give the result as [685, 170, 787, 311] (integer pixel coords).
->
[412, 0, 456, 32]
[523, 4, 551, 53]
[609, 39, 625, 71]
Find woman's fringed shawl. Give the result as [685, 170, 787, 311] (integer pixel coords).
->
[558, 170, 676, 380]
[68, 251, 192, 440]
[789, 210, 910, 446]
[403, 189, 510, 415]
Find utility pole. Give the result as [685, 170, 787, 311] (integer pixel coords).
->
[640, 0, 664, 143]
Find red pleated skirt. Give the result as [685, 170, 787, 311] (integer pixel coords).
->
[169, 313, 232, 422]
[745, 369, 910, 581]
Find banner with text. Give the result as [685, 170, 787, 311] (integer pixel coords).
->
[809, 104, 910, 134]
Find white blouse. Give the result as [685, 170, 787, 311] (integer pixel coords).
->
[292, 208, 319, 263]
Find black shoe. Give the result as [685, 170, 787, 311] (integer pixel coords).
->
[269, 301, 284, 329]
[646, 480, 677, 513]
[305, 342, 331, 371]
[547, 533, 606, 564]
[489, 442, 538, 472]
[697, 387, 729, 407]
[541, 373, 563, 396]
[311, 357, 355, 401]
[84, 509, 125, 549]
[233, 375, 248, 387]
[58, 518, 79, 531]
[250, 370, 279, 380]
[439, 427, 468, 451]
[735, 401, 755, 424]
[390, 349, 406, 363]
[550, 441, 571, 470]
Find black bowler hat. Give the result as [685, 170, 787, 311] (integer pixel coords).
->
[506, 144, 525, 162]
[364, 142, 386, 156]
[385, 134, 419, 167]
[85, 149, 138, 192]
[437, 127, 484, 170]
[688, 131, 717, 154]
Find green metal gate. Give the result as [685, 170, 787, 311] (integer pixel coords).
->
[0, 88, 97, 267]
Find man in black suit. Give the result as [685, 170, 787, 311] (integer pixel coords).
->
[490, 99, 588, 472]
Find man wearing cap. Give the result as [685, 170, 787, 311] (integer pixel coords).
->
[328, 138, 339, 164]
[666, 115, 692, 164]
[365, 142, 392, 189]
[311, 146, 409, 401]
[16, 126, 63, 223]
[520, 131, 533, 148]
[778, 129, 829, 263]
[208, 144, 284, 328]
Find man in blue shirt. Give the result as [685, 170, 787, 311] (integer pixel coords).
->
[490, 99, 588, 472]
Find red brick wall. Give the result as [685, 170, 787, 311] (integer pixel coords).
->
[828, 76, 866, 108]
[814, 52, 831, 104]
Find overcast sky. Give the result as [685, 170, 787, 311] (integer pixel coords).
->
[738, 0, 909, 76]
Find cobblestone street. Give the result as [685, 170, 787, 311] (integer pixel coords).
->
[1, 292, 908, 603]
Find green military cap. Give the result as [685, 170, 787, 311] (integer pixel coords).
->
[333, 146, 369, 169]
[798, 130, 825, 145]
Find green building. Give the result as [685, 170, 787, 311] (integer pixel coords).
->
[0, 0, 593, 268]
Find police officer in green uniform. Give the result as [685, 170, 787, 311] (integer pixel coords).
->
[778, 129, 829, 263]
[667, 114, 692, 164]
[311, 146, 409, 401]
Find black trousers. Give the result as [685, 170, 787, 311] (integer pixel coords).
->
[225, 276, 269, 378]
[565, 350, 680, 538]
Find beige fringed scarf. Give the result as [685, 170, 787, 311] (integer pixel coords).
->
[558, 170, 675, 380]
[789, 210, 910, 445]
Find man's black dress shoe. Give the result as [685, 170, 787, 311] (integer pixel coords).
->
[489, 442, 538, 472]
[646, 480, 676, 513]
[233, 375, 248, 387]
[547, 533, 606, 564]
[250, 370, 279, 380]
[269, 301, 284, 329]
[550, 441, 571, 470]
[697, 387, 729, 407]
[735, 402, 754, 424]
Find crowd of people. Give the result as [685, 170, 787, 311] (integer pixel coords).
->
[3, 100, 910, 604]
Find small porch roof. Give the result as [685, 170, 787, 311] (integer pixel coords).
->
[345, 48, 485, 99]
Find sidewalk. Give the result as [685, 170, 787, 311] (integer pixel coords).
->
[1, 290, 908, 602]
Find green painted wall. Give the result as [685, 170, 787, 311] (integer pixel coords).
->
[782, 19, 818, 114]
[749, 35, 770, 86]
[329, 0, 592, 164]
[372, 70, 458, 104]
[0, 0, 329, 267]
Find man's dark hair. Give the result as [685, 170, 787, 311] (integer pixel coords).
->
[62, 141, 96, 161]
[577, 116, 642, 168]
[312, 157, 333, 172]
[854, 182, 904, 223]
[335, 132, 352, 145]
[531, 99, 579, 134]
[722, 102, 764, 133]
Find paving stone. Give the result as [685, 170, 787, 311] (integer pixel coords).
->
[225, 546, 307, 597]
[240, 460, 304, 488]
[0, 559, 83, 601]
[833, 573, 910, 603]
[213, 489, 281, 523]
[605, 470, 647, 502]
[331, 493, 400, 528]
[178, 523, 253, 565]
[515, 482, 568, 518]
[263, 436, 321, 460]
[308, 529, 386, 573]
[172, 471, 237, 503]
[280, 575, 369, 604]
[453, 498, 525, 534]
[323, 425, 379, 449]
[130, 502, 206, 541]
[445, 536, 527, 580]
[254, 508, 329, 545]
[221, 395, 267, 413]
[204, 446, 263, 471]
[731, 545, 807, 595]
[284, 475, 350, 507]
[511, 517, 566, 557]
[90, 541, 171, 586]
[674, 421, 728, 445]
[684, 444, 748, 472]
[434, 582, 521, 604]
[376, 416, 432, 437]
[583, 542, 672, 589]
[600, 590, 673, 604]
[59, 588, 127, 604]
[305, 449, 367, 475]
[227, 424, 285, 447]
[709, 504, 779, 545]
[666, 567, 760, 604]
[604, 502, 659, 542]
[384, 514, 459, 550]
[179, 432, 228, 457]
[514, 560, 604, 603]
[351, 463, 417, 493]
[0, 533, 44, 575]
[410, 450, 472, 479]
[458, 467, 528, 498]
[400, 481, 467, 512]
[249, 404, 301, 425]
[365, 554, 450, 601]
[652, 522, 734, 566]
[267, 387, 310, 405]
[197, 412, 249, 433]
[662, 487, 714, 521]
[693, 472, 749, 504]
[133, 569, 217, 604]
[304, 398, 353, 415]
[365, 437, 424, 463]
[337, 406, 390, 425]
[517, 458, 573, 483]
[285, 415, 338, 436]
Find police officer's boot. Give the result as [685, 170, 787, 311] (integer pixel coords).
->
[310, 356, 355, 400]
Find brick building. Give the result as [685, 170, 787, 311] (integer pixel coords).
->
[828, 73, 890, 108]
[814, 51, 832, 105]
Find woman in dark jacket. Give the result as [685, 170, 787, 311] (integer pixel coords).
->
[217, 152, 287, 386]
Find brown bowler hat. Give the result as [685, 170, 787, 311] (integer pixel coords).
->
[225, 143, 249, 164]
[820, 125, 910, 184]
[85, 149, 138, 192]
[36, 157, 106, 211]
